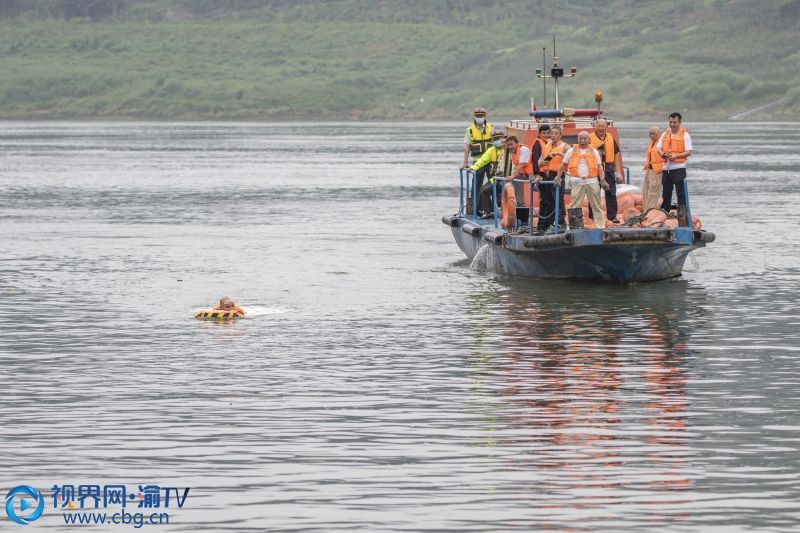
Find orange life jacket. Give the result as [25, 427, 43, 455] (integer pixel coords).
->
[213, 305, 245, 315]
[643, 140, 664, 173]
[541, 141, 567, 173]
[531, 137, 547, 172]
[567, 144, 600, 178]
[511, 144, 532, 175]
[661, 128, 688, 163]
[500, 183, 516, 228]
[590, 131, 616, 164]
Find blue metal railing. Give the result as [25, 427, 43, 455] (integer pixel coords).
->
[683, 179, 693, 229]
[457, 168, 698, 232]
[489, 178, 560, 234]
[459, 168, 478, 216]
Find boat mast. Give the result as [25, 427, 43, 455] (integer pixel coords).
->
[553, 35, 559, 109]
[541, 47, 547, 108]
[535, 35, 577, 112]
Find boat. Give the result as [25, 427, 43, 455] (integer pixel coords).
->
[442, 41, 715, 283]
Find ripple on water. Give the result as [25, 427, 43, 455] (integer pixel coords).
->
[0, 122, 799, 531]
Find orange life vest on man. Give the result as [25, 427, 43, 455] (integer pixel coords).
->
[511, 144, 532, 175]
[661, 128, 688, 163]
[567, 144, 600, 178]
[213, 305, 245, 315]
[590, 131, 616, 164]
[643, 141, 664, 173]
[541, 141, 567, 173]
[531, 137, 548, 171]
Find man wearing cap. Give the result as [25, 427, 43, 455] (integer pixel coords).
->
[463, 108, 494, 213]
[471, 129, 509, 217]
[463, 108, 494, 167]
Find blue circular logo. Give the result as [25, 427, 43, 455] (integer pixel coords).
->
[5, 486, 45, 525]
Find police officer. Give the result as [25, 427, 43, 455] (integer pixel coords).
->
[462, 108, 494, 211]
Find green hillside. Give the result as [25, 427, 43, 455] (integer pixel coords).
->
[1, 0, 798, 120]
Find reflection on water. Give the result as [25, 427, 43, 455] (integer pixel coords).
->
[463, 281, 705, 528]
[0, 121, 799, 531]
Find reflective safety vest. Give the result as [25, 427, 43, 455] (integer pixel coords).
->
[643, 140, 664, 173]
[467, 123, 494, 156]
[590, 131, 616, 164]
[511, 144, 532, 175]
[541, 141, 567, 173]
[567, 144, 599, 178]
[661, 128, 688, 163]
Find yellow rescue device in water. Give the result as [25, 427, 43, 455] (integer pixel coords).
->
[195, 296, 246, 320]
[195, 310, 244, 320]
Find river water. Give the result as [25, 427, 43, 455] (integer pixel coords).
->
[1, 121, 799, 532]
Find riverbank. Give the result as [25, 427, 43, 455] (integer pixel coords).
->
[0, 1, 797, 121]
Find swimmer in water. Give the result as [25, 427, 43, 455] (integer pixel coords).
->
[213, 296, 245, 316]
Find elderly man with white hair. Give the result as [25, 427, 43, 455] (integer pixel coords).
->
[642, 126, 665, 210]
[554, 131, 607, 229]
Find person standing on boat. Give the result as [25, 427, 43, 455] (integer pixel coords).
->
[536, 125, 568, 232]
[505, 135, 533, 224]
[590, 118, 624, 223]
[470, 130, 509, 217]
[462, 108, 494, 211]
[642, 126, 665, 210]
[530, 124, 551, 181]
[505, 135, 533, 183]
[553, 131, 607, 229]
[657, 112, 693, 212]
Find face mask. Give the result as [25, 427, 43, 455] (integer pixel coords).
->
[474, 117, 485, 125]
[493, 140, 503, 148]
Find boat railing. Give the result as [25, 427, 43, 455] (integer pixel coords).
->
[491, 178, 561, 235]
[683, 179, 693, 229]
[458, 168, 693, 231]
[509, 118, 603, 130]
[459, 167, 478, 216]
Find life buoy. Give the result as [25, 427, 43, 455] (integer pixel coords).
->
[195, 309, 244, 320]
[500, 183, 516, 228]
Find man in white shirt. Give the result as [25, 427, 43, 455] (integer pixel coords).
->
[655, 112, 693, 212]
[505, 135, 533, 225]
[554, 131, 607, 229]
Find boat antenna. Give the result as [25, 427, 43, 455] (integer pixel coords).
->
[542, 47, 547, 108]
[535, 35, 577, 111]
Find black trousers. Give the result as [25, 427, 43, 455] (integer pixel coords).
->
[588, 165, 618, 221]
[473, 165, 490, 214]
[661, 167, 687, 211]
[478, 180, 498, 216]
[603, 166, 618, 219]
[539, 172, 566, 231]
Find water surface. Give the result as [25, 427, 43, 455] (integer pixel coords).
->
[1, 121, 799, 531]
